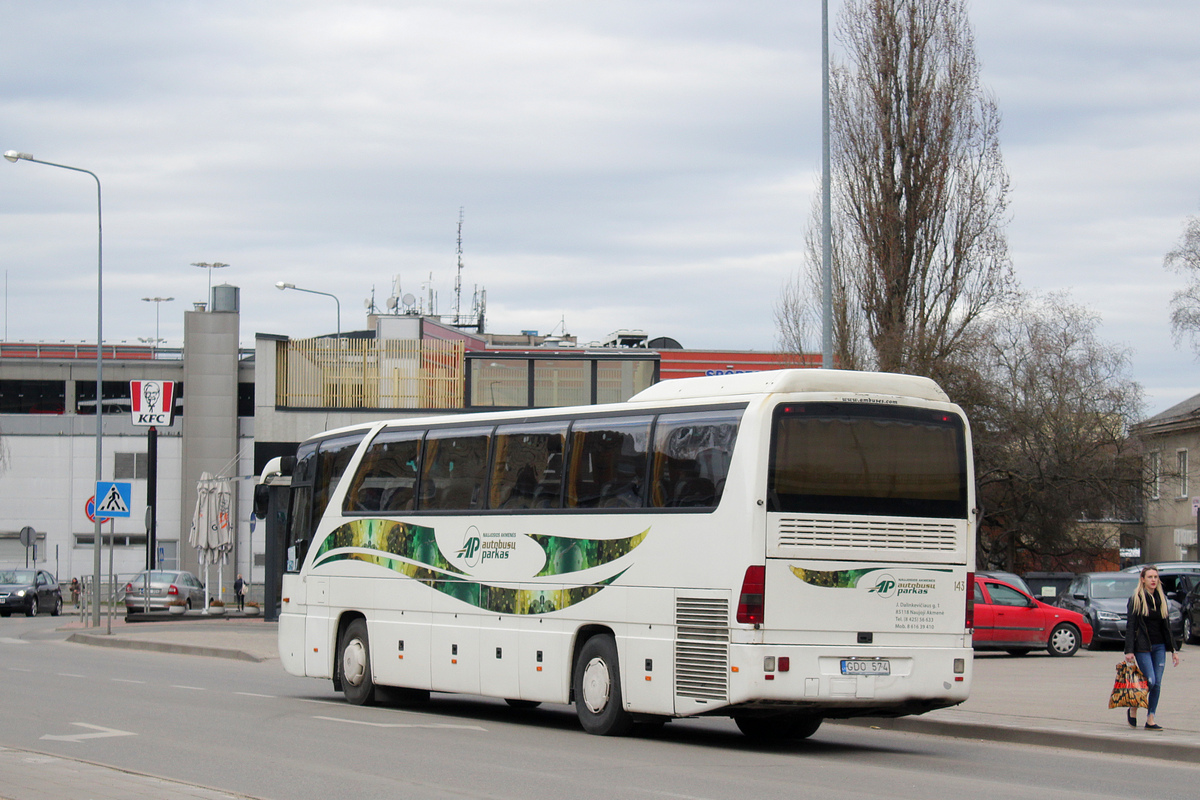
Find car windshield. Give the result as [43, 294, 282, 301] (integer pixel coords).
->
[1090, 576, 1138, 599]
[0, 570, 35, 584]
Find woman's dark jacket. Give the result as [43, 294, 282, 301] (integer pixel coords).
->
[1125, 593, 1176, 654]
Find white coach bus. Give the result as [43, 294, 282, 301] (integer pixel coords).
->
[268, 369, 975, 738]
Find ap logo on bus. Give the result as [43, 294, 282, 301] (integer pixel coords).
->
[868, 574, 898, 598]
[456, 526, 483, 568]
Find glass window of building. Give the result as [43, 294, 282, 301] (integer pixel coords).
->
[471, 360, 528, 407]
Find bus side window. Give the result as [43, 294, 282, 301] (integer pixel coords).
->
[342, 430, 423, 514]
[650, 410, 742, 509]
[489, 422, 567, 510]
[567, 416, 652, 509]
[312, 433, 366, 522]
[421, 427, 492, 510]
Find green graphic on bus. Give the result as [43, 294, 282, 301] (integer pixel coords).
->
[311, 519, 647, 614]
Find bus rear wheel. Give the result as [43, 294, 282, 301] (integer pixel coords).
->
[735, 713, 822, 740]
[338, 619, 376, 705]
[573, 635, 634, 736]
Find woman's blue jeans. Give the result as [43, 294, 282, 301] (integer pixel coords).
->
[1134, 645, 1167, 715]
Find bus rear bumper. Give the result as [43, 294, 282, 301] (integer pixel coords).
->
[722, 644, 971, 717]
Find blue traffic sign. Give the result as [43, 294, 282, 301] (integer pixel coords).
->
[95, 481, 133, 518]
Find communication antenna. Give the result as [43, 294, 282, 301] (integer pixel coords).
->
[454, 207, 464, 323]
[402, 292, 416, 313]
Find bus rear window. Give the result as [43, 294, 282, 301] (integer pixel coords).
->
[768, 403, 967, 518]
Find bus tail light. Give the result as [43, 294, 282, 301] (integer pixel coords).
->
[736, 565, 765, 625]
[964, 572, 974, 630]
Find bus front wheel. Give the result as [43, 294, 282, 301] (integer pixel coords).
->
[338, 619, 376, 705]
[573, 635, 634, 736]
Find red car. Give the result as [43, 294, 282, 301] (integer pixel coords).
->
[973, 575, 1093, 657]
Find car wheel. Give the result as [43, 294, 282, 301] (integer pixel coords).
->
[0, 611, 9, 618]
[735, 713, 823, 740]
[52, 595, 63, 617]
[1185, 617, 1196, 645]
[1047, 623, 1080, 657]
[26, 597, 38, 617]
[338, 619, 376, 706]
[573, 634, 633, 736]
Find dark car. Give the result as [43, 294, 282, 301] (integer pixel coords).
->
[0, 569, 64, 617]
[972, 575, 1092, 656]
[1056, 572, 1185, 649]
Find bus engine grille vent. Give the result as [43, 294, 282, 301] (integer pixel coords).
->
[675, 597, 729, 701]
[776, 517, 959, 551]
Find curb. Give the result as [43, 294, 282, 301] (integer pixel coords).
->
[835, 716, 1200, 763]
[65, 632, 265, 663]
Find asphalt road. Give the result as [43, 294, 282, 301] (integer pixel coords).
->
[3, 615, 1199, 800]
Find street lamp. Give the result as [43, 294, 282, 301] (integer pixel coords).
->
[5, 149, 105, 627]
[190, 262, 229, 307]
[141, 296, 174, 356]
[276, 281, 341, 343]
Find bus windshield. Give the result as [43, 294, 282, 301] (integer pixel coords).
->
[768, 403, 967, 518]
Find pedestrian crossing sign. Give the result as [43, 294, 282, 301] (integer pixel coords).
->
[95, 481, 132, 518]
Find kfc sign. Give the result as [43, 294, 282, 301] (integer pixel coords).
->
[129, 380, 176, 427]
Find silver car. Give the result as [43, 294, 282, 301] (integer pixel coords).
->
[123, 570, 205, 615]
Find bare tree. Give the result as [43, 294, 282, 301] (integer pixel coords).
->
[971, 293, 1144, 570]
[777, 0, 1013, 381]
[1165, 214, 1200, 353]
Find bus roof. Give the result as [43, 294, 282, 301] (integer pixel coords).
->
[627, 368, 951, 404]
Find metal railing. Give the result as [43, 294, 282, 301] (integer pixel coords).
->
[275, 337, 465, 409]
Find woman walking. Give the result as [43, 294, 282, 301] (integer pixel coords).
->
[1124, 566, 1181, 730]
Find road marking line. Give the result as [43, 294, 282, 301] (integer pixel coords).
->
[41, 723, 137, 743]
[170, 685, 205, 690]
[314, 715, 486, 731]
[112, 678, 145, 684]
[56, 673, 86, 678]
[8, 667, 32, 671]
[235, 692, 276, 698]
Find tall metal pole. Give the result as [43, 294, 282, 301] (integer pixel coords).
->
[4, 151, 105, 627]
[821, 0, 834, 369]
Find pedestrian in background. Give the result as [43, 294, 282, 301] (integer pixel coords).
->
[1124, 566, 1181, 730]
[234, 573, 245, 612]
[69, 577, 80, 608]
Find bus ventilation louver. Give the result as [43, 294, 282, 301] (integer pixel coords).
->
[674, 597, 730, 701]
[776, 517, 959, 551]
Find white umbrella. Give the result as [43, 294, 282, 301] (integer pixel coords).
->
[211, 478, 235, 606]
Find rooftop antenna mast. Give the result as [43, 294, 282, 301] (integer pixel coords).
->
[454, 207, 464, 324]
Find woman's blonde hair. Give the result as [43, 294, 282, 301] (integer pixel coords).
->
[1132, 568, 1169, 618]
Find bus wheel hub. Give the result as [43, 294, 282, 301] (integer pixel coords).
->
[581, 657, 611, 713]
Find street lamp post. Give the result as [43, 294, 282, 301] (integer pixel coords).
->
[276, 282, 341, 344]
[140, 296, 174, 356]
[5, 149, 105, 627]
[190, 262, 229, 307]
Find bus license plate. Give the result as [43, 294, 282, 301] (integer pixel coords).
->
[840, 659, 890, 676]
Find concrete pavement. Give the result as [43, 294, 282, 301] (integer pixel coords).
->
[3, 616, 1197, 800]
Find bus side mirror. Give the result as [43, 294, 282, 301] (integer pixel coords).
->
[253, 484, 271, 518]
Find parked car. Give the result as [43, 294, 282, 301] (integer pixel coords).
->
[976, 570, 1033, 596]
[972, 575, 1092, 656]
[123, 570, 205, 616]
[0, 569, 63, 617]
[1121, 562, 1200, 574]
[1056, 572, 1185, 649]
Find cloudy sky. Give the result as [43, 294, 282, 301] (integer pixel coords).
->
[1, 1, 1198, 416]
